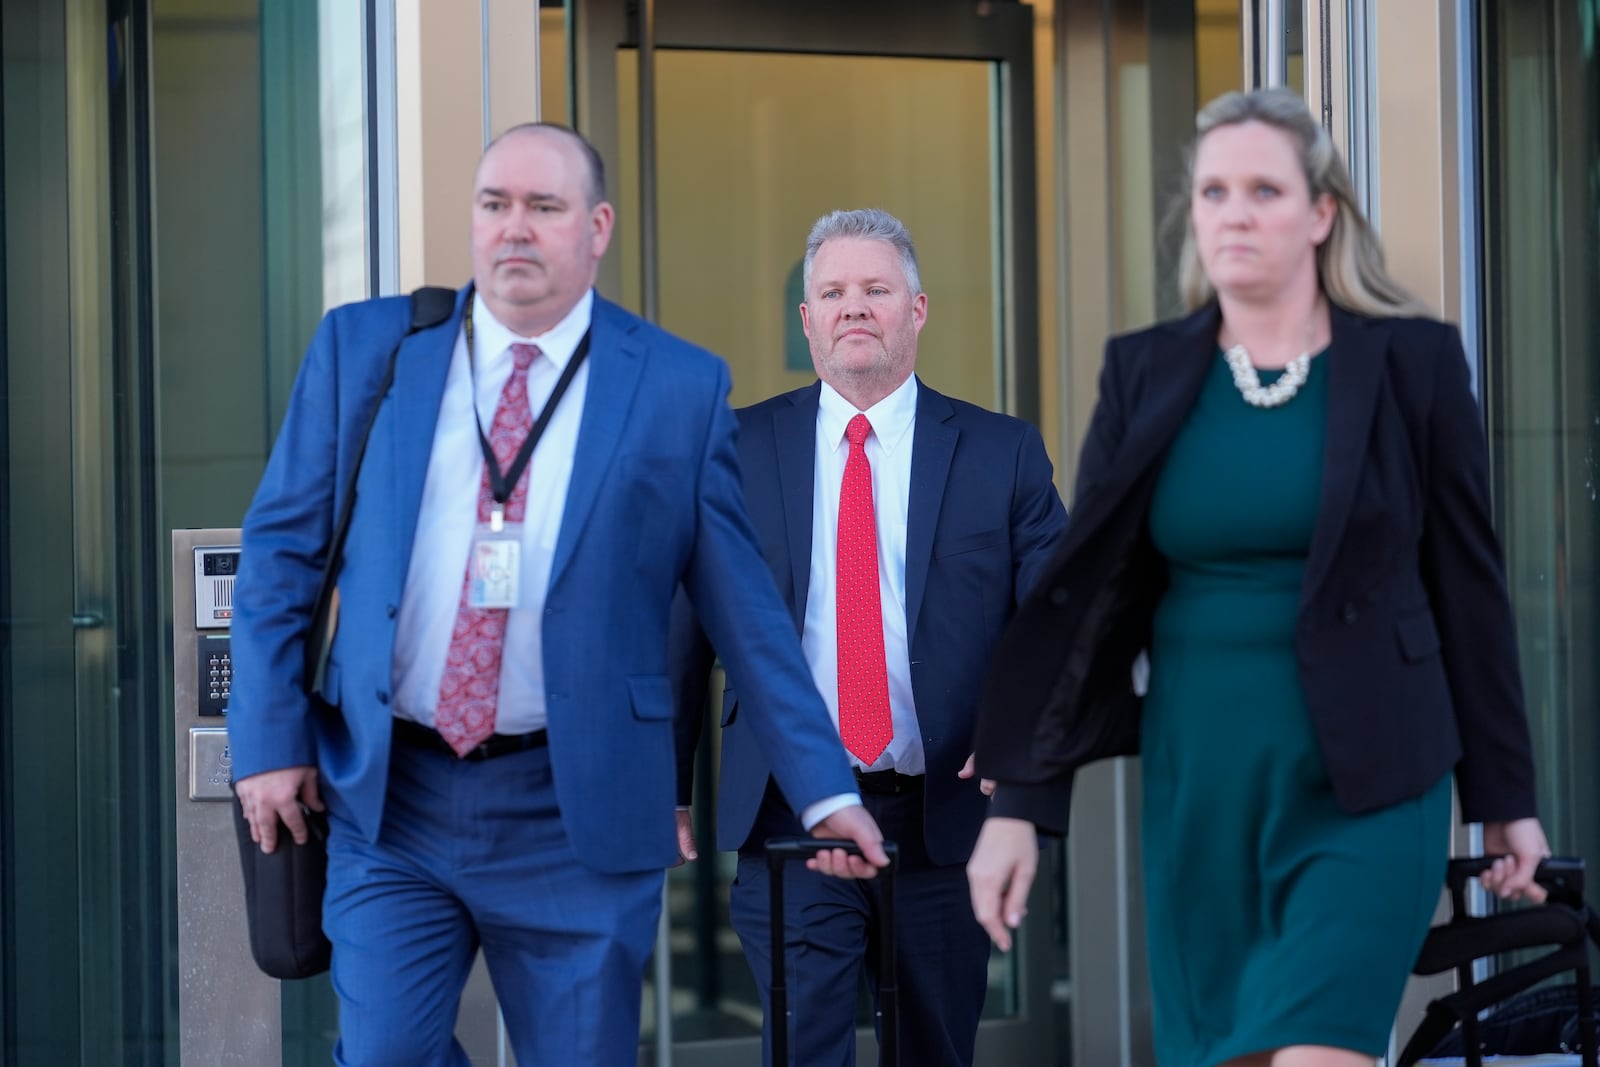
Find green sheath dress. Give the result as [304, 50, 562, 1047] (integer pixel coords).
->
[1141, 348, 1452, 1066]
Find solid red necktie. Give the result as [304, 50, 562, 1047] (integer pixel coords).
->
[836, 414, 893, 765]
[434, 342, 539, 756]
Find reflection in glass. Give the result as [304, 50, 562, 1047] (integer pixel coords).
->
[1196, 0, 1246, 105]
[617, 50, 1001, 411]
[1284, 0, 1305, 94]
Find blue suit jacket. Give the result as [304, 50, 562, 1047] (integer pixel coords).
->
[673, 380, 1066, 866]
[230, 287, 856, 874]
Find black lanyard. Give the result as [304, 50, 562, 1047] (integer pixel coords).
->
[463, 292, 592, 513]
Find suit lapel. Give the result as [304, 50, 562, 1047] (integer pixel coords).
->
[1066, 305, 1218, 541]
[548, 295, 645, 589]
[774, 385, 819, 629]
[391, 285, 471, 579]
[1302, 307, 1389, 602]
[905, 381, 956, 642]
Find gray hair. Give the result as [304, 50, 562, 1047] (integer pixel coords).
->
[1175, 88, 1426, 317]
[802, 209, 923, 297]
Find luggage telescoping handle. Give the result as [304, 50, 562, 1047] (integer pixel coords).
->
[765, 838, 901, 1066]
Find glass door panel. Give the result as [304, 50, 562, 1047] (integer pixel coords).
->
[616, 50, 1001, 409]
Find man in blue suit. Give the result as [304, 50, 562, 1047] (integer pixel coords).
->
[229, 124, 886, 1067]
[672, 209, 1067, 1065]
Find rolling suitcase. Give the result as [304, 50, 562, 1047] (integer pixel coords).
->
[764, 838, 901, 1066]
[1399, 856, 1600, 1067]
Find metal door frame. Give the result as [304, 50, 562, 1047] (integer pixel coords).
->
[572, 0, 1041, 428]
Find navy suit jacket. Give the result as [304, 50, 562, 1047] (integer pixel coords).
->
[976, 303, 1538, 835]
[674, 379, 1066, 866]
[229, 287, 856, 874]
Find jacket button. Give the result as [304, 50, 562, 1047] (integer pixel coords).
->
[376, 690, 390, 705]
[1340, 603, 1359, 624]
[1049, 587, 1069, 606]
[386, 604, 397, 618]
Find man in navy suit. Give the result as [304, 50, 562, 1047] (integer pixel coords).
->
[673, 209, 1066, 1065]
[229, 125, 886, 1067]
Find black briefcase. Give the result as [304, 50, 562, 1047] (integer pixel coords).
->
[230, 790, 332, 979]
[765, 838, 901, 1066]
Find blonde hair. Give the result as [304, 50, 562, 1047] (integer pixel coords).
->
[1176, 88, 1426, 317]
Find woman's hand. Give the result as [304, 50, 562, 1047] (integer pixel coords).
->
[967, 817, 1039, 951]
[1481, 817, 1552, 903]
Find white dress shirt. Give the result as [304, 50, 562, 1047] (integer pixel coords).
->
[802, 375, 925, 775]
[391, 290, 593, 733]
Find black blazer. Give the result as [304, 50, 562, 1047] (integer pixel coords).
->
[974, 302, 1538, 836]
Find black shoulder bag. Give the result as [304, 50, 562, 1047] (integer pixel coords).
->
[232, 286, 457, 980]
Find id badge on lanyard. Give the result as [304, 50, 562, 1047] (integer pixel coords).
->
[460, 291, 592, 612]
[468, 505, 521, 609]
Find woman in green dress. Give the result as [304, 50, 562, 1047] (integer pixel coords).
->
[964, 89, 1552, 1067]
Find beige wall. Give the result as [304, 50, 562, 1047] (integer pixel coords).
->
[396, 0, 550, 292]
[1369, 2, 1464, 319]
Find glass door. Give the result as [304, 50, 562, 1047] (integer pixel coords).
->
[2, 2, 168, 1062]
[570, 3, 1051, 1063]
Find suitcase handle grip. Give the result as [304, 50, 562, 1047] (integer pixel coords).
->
[1446, 855, 1584, 898]
[764, 837, 900, 870]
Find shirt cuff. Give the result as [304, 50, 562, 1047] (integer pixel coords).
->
[799, 792, 861, 831]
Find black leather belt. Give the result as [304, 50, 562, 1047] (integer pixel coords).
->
[853, 767, 924, 795]
[392, 717, 548, 761]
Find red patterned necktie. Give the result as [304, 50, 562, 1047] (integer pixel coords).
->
[836, 413, 893, 765]
[434, 342, 539, 756]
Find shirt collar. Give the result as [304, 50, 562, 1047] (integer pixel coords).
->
[817, 374, 918, 455]
[470, 288, 595, 370]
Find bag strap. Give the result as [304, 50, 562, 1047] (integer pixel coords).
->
[302, 286, 458, 694]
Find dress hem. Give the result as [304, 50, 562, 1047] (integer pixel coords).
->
[1197, 1025, 1387, 1067]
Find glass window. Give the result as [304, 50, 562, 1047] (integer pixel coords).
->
[1479, 0, 1600, 867]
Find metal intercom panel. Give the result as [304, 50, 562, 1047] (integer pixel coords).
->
[172, 529, 279, 1065]
[192, 545, 239, 629]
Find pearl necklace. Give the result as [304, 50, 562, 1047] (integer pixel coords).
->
[1223, 344, 1312, 408]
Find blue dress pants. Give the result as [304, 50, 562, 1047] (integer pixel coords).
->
[322, 736, 663, 1066]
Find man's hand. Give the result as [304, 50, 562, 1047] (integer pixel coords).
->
[967, 816, 1038, 951]
[1481, 817, 1553, 904]
[234, 766, 323, 854]
[674, 809, 698, 865]
[806, 804, 890, 879]
[957, 753, 996, 797]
